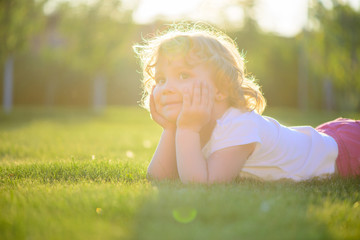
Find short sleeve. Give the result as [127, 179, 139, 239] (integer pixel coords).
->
[204, 110, 262, 157]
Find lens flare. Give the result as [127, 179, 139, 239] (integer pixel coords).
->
[172, 206, 197, 224]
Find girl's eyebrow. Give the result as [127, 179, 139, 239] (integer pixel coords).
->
[156, 63, 192, 74]
[154, 70, 163, 78]
[173, 66, 191, 72]
[154, 57, 194, 76]
[154, 64, 163, 75]
[172, 62, 193, 71]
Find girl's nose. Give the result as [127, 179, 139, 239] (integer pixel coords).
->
[162, 80, 177, 94]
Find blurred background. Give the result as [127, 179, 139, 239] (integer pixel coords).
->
[1, 0, 359, 114]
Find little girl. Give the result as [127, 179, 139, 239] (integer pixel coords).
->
[134, 23, 360, 183]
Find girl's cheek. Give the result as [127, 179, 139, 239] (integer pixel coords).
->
[152, 85, 161, 98]
[183, 82, 195, 97]
[152, 87, 162, 107]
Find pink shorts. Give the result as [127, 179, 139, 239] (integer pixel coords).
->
[316, 118, 360, 177]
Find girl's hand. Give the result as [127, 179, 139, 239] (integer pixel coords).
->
[149, 87, 176, 131]
[176, 80, 214, 133]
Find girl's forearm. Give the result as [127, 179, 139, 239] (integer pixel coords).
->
[147, 129, 178, 180]
[175, 129, 208, 183]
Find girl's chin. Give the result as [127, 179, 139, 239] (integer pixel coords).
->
[162, 113, 179, 122]
[161, 110, 180, 122]
[161, 105, 181, 122]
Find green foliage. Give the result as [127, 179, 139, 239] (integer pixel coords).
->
[44, 0, 137, 76]
[1, 0, 359, 110]
[0, 0, 47, 62]
[0, 0, 141, 106]
[0, 107, 360, 240]
[306, 0, 360, 110]
[229, 28, 299, 108]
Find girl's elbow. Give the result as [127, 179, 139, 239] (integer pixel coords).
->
[180, 177, 226, 185]
[179, 174, 208, 184]
[146, 171, 156, 180]
[146, 167, 163, 181]
[207, 173, 235, 184]
[147, 167, 179, 181]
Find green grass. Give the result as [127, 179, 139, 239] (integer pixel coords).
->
[1, 106, 360, 240]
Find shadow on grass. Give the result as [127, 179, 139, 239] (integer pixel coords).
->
[132, 177, 360, 240]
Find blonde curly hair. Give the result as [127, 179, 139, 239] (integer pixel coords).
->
[133, 22, 266, 114]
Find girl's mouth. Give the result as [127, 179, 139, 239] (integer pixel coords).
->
[162, 99, 182, 106]
[163, 102, 182, 107]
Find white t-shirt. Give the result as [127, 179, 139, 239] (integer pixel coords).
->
[202, 107, 339, 181]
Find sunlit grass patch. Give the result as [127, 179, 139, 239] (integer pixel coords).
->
[133, 180, 333, 240]
[0, 160, 147, 183]
[308, 199, 360, 239]
[0, 107, 160, 164]
[1, 106, 360, 240]
[0, 179, 154, 240]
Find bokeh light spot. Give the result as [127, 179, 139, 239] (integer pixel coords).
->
[126, 150, 135, 158]
[96, 208, 103, 215]
[143, 140, 152, 148]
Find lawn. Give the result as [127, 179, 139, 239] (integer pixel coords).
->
[1, 106, 359, 240]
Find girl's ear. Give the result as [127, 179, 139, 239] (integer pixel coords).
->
[215, 89, 228, 102]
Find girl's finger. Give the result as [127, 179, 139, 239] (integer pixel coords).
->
[207, 84, 215, 111]
[193, 80, 201, 106]
[149, 87, 162, 117]
[149, 93, 163, 122]
[182, 88, 191, 109]
[149, 90, 156, 115]
[201, 82, 209, 107]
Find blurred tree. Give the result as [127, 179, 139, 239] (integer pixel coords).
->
[229, 16, 299, 109]
[237, 0, 258, 26]
[42, 0, 137, 110]
[216, 0, 258, 30]
[307, 0, 360, 111]
[0, 0, 47, 113]
[297, 0, 310, 111]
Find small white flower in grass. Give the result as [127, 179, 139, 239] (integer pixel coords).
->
[143, 140, 152, 148]
[126, 150, 134, 158]
[91, 155, 96, 160]
[260, 201, 270, 212]
[152, 186, 159, 193]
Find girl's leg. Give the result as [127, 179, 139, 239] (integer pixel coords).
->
[316, 118, 360, 177]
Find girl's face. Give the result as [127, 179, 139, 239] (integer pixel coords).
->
[152, 56, 216, 122]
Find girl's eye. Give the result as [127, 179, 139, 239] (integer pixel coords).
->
[179, 72, 190, 80]
[156, 77, 166, 85]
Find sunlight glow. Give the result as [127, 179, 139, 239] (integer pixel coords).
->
[45, 0, 360, 37]
[132, 0, 308, 36]
[132, 0, 203, 24]
[255, 0, 308, 37]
